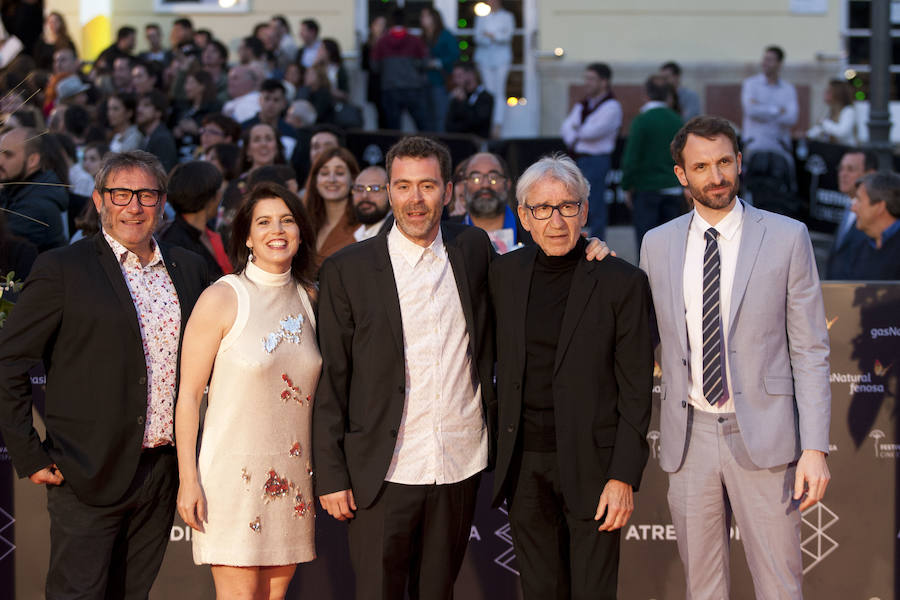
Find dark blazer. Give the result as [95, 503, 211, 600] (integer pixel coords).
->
[490, 247, 653, 519]
[143, 123, 178, 173]
[313, 222, 497, 508]
[445, 88, 494, 139]
[0, 234, 208, 506]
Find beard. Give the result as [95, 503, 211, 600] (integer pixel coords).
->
[353, 199, 390, 225]
[685, 176, 739, 211]
[0, 160, 28, 185]
[466, 188, 506, 218]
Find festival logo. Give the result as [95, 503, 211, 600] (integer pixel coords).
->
[493, 505, 518, 575]
[801, 502, 839, 574]
[870, 326, 900, 340]
[0, 506, 13, 563]
[869, 430, 900, 458]
[825, 316, 838, 331]
[830, 371, 885, 395]
[646, 430, 661, 460]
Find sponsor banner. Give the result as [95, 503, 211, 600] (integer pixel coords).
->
[6, 284, 899, 599]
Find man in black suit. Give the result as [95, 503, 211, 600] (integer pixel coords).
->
[445, 62, 494, 138]
[490, 154, 653, 599]
[0, 150, 207, 598]
[313, 136, 496, 599]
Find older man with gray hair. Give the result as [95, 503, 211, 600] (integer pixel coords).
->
[489, 153, 653, 599]
[0, 150, 208, 598]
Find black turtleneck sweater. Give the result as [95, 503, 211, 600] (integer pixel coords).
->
[521, 236, 585, 452]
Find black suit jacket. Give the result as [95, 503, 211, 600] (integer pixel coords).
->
[0, 234, 208, 506]
[489, 247, 653, 518]
[313, 222, 497, 508]
[445, 88, 494, 139]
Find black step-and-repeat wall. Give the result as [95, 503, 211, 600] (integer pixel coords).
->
[3, 282, 898, 599]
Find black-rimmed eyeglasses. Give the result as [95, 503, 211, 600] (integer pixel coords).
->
[351, 184, 386, 193]
[466, 171, 506, 186]
[523, 201, 583, 220]
[104, 188, 162, 207]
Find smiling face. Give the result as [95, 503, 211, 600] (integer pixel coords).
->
[518, 177, 587, 256]
[388, 155, 451, 246]
[316, 155, 352, 203]
[92, 167, 166, 261]
[674, 133, 741, 220]
[246, 197, 300, 273]
[83, 147, 103, 177]
[248, 124, 277, 168]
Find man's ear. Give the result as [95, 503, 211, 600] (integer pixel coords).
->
[26, 151, 41, 175]
[674, 164, 688, 188]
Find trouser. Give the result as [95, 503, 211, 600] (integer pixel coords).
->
[632, 189, 685, 253]
[507, 451, 620, 600]
[668, 409, 803, 600]
[347, 473, 480, 600]
[576, 153, 612, 240]
[46, 446, 178, 600]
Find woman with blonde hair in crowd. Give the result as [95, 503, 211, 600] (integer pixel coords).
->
[807, 79, 857, 146]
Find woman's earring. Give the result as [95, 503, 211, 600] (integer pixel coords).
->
[248, 246, 255, 262]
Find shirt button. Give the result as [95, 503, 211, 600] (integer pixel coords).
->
[507, 424, 514, 433]
[397, 385, 404, 393]
[138, 376, 147, 385]
[137, 415, 145, 425]
[390, 429, 397, 438]
[682, 359, 687, 366]
[681, 401, 687, 408]
[717, 417, 725, 423]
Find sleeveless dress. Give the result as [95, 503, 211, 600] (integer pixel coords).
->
[192, 260, 321, 566]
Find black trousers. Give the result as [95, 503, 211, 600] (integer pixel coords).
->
[507, 451, 620, 600]
[45, 447, 178, 600]
[347, 473, 480, 600]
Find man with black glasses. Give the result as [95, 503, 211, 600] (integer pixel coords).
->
[0, 150, 207, 598]
[458, 151, 533, 253]
[490, 153, 652, 599]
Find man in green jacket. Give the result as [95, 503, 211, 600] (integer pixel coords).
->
[621, 75, 684, 252]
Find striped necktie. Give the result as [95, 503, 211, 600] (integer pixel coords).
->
[702, 227, 724, 405]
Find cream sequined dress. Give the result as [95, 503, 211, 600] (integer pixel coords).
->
[192, 260, 320, 566]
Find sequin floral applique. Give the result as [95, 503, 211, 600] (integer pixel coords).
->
[262, 468, 293, 502]
[262, 314, 304, 353]
[241, 468, 251, 490]
[249, 516, 261, 533]
[289, 442, 302, 457]
[280, 373, 309, 405]
[293, 492, 312, 518]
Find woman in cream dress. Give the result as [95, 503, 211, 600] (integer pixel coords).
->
[175, 181, 320, 599]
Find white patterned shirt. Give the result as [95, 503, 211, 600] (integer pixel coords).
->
[385, 224, 488, 485]
[103, 230, 181, 447]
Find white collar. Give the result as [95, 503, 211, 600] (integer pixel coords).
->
[388, 222, 444, 268]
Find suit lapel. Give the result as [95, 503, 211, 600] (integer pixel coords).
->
[93, 233, 142, 343]
[511, 247, 536, 370]
[669, 214, 691, 357]
[160, 245, 191, 329]
[728, 202, 765, 335]
[373, 233, 405, 356]
[444, 227, 476, 345]
[554, 258, 597, 375]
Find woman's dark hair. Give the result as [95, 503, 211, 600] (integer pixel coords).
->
[828, 79, 854, 111]
[304, 146, 359, 235]
[39, 133, 70, 186]
[167, 161, 223, 214]
[321, 38, 342, 64]
[228, 181, 316, 286]
[420, 6, 445, 46]
[238, 122, 286, 173]
[187, 69, 217, 107]
[74, 201, 100, 237]
[108, 92, 137, 124]
[208, 142, 241, 182]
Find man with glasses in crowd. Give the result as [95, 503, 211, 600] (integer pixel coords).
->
[0, 151, 208, 598]
[490, 153, 652, 598]
[352, 165, 393, 242]
[458, 152, 533, 253]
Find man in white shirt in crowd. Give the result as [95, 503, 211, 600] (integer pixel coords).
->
[352, 166, 393, 242]
[741, 45, 798, 164]
[561, 62, 622, 240]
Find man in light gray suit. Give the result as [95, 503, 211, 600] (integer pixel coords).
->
[639, 116, 831, 599]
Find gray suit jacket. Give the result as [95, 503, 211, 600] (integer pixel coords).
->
[639, 201, 831, 473]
